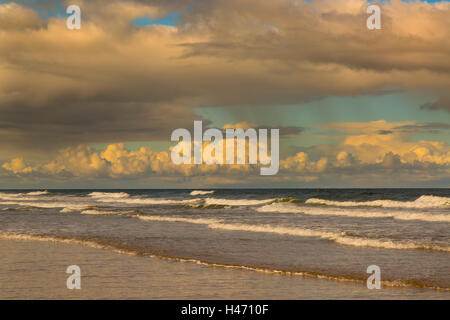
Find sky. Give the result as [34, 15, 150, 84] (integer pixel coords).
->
[0, 0, 449, 188]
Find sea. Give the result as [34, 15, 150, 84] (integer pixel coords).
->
[0, 188, 448, 296]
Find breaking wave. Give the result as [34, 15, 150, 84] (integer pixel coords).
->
[0, 193, 39, 201]
[88, 192, 130, 199]
[95, 197, 201, 205]
[81, 209, 133, 215]
[305, 195, 450, 209]
[91, 195, 274, 207]
[203, 198, 276, 206]
[136, 215, 450, 252]
[26, 190, 50, 196]
[87, 192, 202, 205]
[257, 203, 450, 222]
[136, 215, 221, 225]
[190, 190, 215, 196]
[206, 222, 450, 252]
[0, 200, 88, 213]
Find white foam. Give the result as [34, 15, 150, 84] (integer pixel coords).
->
[257, 203, 450, 222]
[190, 190, 215, 196]
[59, 208, 75, 213]
[0, 192, 39, 201]
[81, 209, 133, 215]
[88, 192, 202, 205]
[0, 191, 50, 199]
[0, 200, 88, 213]
[204, 198, 275, 206]
[136, 215, 221, 225]
[88, 192, 130, 199]
[207, 222, 450, 252]
[305, 195, 450, 209]
[26, 190, 50, 196]
[136, 215, 449, 252]
[91, 195, 272, 207]
[392, 212, 450, 222]
[94, 197, 201, 205]
[0, 233, 133, 255]
[0, 232, 446, 290]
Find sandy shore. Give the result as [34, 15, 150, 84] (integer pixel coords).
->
[0, 239, 448, 299]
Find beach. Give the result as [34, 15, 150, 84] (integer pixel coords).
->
[0, 188, 449, 299]
[1, 239, 448, 300]
[1, 0, 449, 303]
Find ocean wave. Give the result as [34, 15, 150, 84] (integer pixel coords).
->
[81, 210, 121, 215]
[274, 197, 303, 203]
[136, 215, 221, 225]
[0, 192, 39, 201]
[1, 206, 35, 212]
[0, 233, 134, 255]
[0, 200, 89, 213]
[206, 222, 450, 252]
[94, 197, 202, 205]
[1, 231, 447, 291]
[59, 205, 91, 213]
[26, 190, 50, 196]
[305, 195, 450, 209]
[59, 207, 76, 213]
[81, 209, 135, 215]
[190, 190, 215, 196]
[97, 196, 272, 207]
[88, 193, 281, 207]
[257, 203, 450, 222]
[88, 192, 202, 205]
[136, 214, 450, 252]
[0, 190, 51, 200]
[88, 192, 130, 199]
[203, 198, 276, 206]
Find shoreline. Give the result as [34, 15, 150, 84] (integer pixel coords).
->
[1, 232, 449, 292]
[1, 238, 449, 300]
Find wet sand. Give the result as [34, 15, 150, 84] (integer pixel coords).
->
[0, 239, 448, 299]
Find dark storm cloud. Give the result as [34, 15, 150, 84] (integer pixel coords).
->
[420, 96, 450, 113]
[0, 0, 449, 161]
[393, 122, 450, 133]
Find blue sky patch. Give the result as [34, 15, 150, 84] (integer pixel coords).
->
[132, 13, 181, 27]
[0, 0, 69, 19]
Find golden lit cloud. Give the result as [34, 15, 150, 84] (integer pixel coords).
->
[2, 120, 448, 186]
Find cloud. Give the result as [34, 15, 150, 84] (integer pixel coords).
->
[420, 96, 450, 112]
[2, 158, 34, 174]
[393, 122, 450, 133]
[0, 1, 449, 187]
[319, 120, 450, 165]
[0, 0, 449, 159]
[2, 120, 448, 186]
[222, 122, 303, 137]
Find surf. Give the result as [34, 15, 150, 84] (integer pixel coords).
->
[134, 214, 450, 252]
[257, 202, 450, 222]
[1, 231, 447, 291]
[305, 195, 450, 209]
